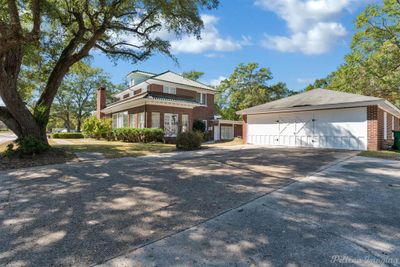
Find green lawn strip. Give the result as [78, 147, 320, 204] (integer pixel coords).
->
[51, 140, 176, 159]
[358, 150, 400, 161]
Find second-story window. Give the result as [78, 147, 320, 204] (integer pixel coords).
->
[196, 93, 207, 105]
[163, 86, 176, 94]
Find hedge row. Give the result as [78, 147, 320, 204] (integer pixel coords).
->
[51, 132, 85, 139]
[113, 128, 164, 143]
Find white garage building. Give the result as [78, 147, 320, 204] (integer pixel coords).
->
[238, 89, 400, 151]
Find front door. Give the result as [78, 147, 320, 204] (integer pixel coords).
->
[164, 113, 179, 137]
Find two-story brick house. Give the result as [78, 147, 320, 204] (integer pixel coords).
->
[96, 70, 217, 138]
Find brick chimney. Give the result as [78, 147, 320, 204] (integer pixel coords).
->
[96, 86, 106, 119]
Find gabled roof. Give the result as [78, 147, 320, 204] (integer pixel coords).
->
[237, 89, 400, 116]
[126, 70, 156, 77]
[151, 71, 214, 91]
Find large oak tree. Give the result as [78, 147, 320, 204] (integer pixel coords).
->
[216, 63, 292, 120]
[0, 0, 218, 149]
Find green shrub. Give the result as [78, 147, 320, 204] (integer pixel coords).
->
[113, 128, 164, 143]
[82, 116, 113, 140]
[51, 132, 84, 139]
[193, 120, 206, 132]
[201, 131, 213, 142]
[176, 131, 203, 150]
[15, 136, 49, 155]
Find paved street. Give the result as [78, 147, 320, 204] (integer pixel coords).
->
[0, 132, 16, 145]
[1, 147, 399, 266]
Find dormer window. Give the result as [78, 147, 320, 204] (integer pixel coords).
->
[163, 86, 176, 94]
[196, 93, 207, 105]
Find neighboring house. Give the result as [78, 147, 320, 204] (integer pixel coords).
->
[238, 89, 400, 151]
[213, 120, 242, 141]
[97, 70, 240, 140]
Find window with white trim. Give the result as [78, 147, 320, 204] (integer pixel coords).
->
[130, 114, 137, 128]
[138, 112, 145, 128]
[163, 86, 176, 94]
[384, 112, 388, 140]
[151, 112, 160, 128]
[112, 112, 128, 128]
[182, 114, 189, 132]
[196, 93, 207, 105]
[164, 113, 179, 137]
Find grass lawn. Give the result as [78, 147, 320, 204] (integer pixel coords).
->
[0, 140, 77, 171]
[358, 150, 400, 161]
[205, 137, 244, 147]
[49, 138, 176, 158]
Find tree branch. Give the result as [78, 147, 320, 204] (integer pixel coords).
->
[0, 106, 22, 137]
[7, 0, 22, 34]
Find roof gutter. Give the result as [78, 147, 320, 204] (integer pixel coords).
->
[236, 100, 385, 115]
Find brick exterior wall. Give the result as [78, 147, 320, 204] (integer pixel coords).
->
[193, 94, 215, 129]
[96, 87, 106, 119]
[148, 83, 215, 127]
[242, 115, 247, 144]
[234, 124, 243, 138]
[100, 82, 216, 136]
[367, 105, 400, 150]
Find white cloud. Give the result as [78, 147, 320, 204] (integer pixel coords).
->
[208, 76, 227, 87]
[255, 0, 355, 54]
[262, 22, 347, 55]
[204, 53, 224, 58]
[170, 15, 246, 54]
[297, 77, 315, 84]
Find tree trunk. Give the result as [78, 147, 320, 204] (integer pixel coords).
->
[76, 118, 82, 132]
[0, 46, 48, 144]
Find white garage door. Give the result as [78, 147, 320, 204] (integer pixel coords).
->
[221, 126, 234, 140]
[247, 107, 368, 150]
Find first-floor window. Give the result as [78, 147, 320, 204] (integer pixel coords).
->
[112, 112, 128, 128]
[130, 114, 137, 128]
[164, 113, 179, 137]
[151, 112, 160, 128]
[182, 114, 189, 132]
[138, 112, 145, 128]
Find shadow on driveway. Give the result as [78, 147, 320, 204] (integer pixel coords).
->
[0, 147, 353, 266]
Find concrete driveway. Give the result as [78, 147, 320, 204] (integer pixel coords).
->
[1, 147, 399, 266]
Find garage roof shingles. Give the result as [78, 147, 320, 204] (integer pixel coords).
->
[238, 88, 383, 115]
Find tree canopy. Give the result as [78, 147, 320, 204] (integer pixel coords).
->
[305, 0, 400, 106]
[182, 70, 204, 81]
[0, 0, 219, 152]
[216, 63, 292, 120]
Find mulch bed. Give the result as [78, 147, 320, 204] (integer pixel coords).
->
[0, 148, 78, 171]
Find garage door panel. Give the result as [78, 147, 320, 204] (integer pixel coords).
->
[247, 108, 367, 150]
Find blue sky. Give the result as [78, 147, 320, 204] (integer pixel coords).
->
[0, 0, 375, 107]
[91, 0, 374, 92]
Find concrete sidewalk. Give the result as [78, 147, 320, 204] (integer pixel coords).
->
[99, 156, 400, 267]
